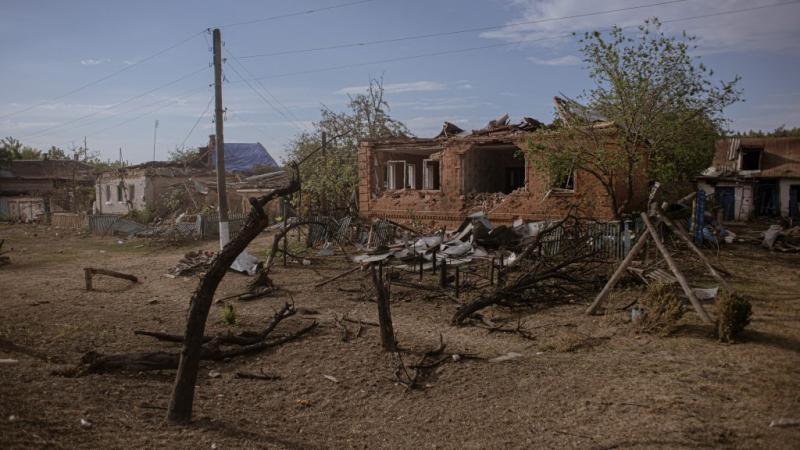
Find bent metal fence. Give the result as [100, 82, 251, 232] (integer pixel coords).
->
[539, 218, 644, 260]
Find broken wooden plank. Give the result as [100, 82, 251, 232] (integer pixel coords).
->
[84, 267, 139, 290]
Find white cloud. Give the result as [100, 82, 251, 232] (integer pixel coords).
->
[335, 81, 446, 95]
[483, 1, 800, 54]
[80, 58, 111, 66]
[527, 54, 581, 66]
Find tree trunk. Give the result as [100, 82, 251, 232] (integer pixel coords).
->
[166, 176, 300, 424]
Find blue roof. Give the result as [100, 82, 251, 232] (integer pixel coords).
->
[211, 142, 278, 172]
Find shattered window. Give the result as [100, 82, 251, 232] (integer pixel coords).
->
[423, 160, 440, 190]
[554, 170, 575, 191]
[386, 161, 406, 190]
[128, 184, 135, 202]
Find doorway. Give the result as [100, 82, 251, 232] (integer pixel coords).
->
[715, 187, 735, 221]
[754, 181, 779, 217]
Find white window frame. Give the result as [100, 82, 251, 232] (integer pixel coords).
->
[423, 159, 440, 191]
[386, 160, 407, 190]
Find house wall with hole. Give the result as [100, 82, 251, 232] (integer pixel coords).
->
[358, 134, 647, 227]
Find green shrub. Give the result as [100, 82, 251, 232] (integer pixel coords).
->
[219, 304, 238, 326]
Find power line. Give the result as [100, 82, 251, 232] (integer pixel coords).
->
[239, 0, 693, 59]
[18, 66, 210, 140]
[236, 0, 800, 82]
[0, 31, 206, 121]
[54, 85, 211, 150]
[218, 0, 379, 28]
[178, 95, 214, 150]
[224, 55, 307, 133]
[225, 47, 307, 130]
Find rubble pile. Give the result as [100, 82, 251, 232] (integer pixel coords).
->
[168, 250, 216, 277]
[762, 224, 800, 252]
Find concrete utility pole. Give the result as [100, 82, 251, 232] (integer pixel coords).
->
[152, 120, 159, 162]
[212, 28, 230, 248]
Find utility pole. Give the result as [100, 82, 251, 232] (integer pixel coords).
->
[212, 28, 230, 248]
[152, 120, 159, 162]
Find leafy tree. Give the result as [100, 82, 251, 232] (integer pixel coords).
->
[168, 146, 201, 163]
[1, 136, 42, 161]
[286, 78, 410, 215]
[46, 146, 69, 160]
[734, 125, 800, 138]
[529, 19, 741, 217]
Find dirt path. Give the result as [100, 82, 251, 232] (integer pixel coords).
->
[1, 223, 798, 449]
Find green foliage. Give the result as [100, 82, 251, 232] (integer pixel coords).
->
[219, 304, 239, 326]
[715, 290, 752, 343]
[531, 19, 740, 216]
[126, 207, 154, 225]
[285, 77, 410, 215]
[168, 146, 201, 163]
[734, 125, 800, 138]
[46, 146, 69, 160]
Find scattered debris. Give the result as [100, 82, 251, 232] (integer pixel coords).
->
[323, 374, 339, 383]
[489, 352, 523, 363]
[79, 418, 92, 429]
[60, 304, 316, 376]
[762, 225, 800, 252]
[168, 250, 216, 277]
[769, 418, 800, 428]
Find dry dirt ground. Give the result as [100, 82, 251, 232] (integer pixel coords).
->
[0, 222, 799, 449]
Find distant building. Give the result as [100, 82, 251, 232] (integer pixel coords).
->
[0, 159, 95, 221]
[198, 135, 278, 173]
[697, 137, 800, 221]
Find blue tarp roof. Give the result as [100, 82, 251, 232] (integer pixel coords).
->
[211, 142, 278, 172]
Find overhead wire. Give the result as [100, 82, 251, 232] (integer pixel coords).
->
[178, 95, 214, 150]
[238, 0, 693, 59]
[0, 31, 206, 121]
[18, 66, 210, 140]
[225, 46, 308, 130]
[223, 55, 307, 133]
[217, 0, 379, 28]
[235, 0, 800, 82]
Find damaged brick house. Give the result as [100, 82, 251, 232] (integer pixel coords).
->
[0, 159, 95, 221]
[357, 104, 649, 226]
[697, 137, 800, 221]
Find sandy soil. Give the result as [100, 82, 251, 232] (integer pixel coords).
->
[0, 222, 798, 449]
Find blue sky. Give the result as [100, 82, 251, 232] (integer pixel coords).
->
[1, 0, 799, 164]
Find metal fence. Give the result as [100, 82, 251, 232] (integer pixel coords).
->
[198, 212, 249, 240]
[538, 218, 644, 260]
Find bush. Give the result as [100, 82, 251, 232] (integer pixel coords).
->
[219, 304, 238, 326]
[715, 290, 751, 343]
[636, 282, 685, 335]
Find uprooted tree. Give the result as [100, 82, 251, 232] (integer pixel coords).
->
[165, 167, 302, 424]
[529, 18, 741, 217]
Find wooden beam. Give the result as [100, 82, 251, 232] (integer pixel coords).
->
[655, 206, 731, 291]
[641, 213, 713, 324]
[586, 224, 651, 315]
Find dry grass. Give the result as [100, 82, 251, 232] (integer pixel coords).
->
[715, 290, 752, 343]
[636, 282, 685, 335]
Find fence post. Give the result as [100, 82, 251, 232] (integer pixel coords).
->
[623, 220, 631, 258]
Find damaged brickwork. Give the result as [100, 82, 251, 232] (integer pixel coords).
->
[358, 117, 649, 227]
